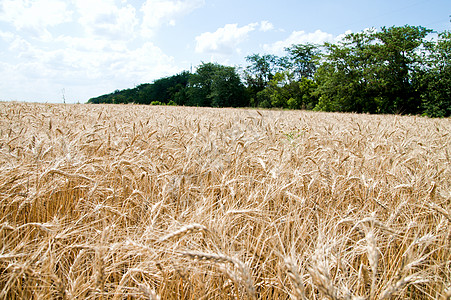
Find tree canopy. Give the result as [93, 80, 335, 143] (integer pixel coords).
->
[88, 25, 450, 117]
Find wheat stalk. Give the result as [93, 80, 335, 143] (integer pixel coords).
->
[0, 102, 448, 299]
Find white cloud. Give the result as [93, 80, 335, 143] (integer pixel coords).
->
[0, 0, 192, 102]
[124, 43, 179, 80]
[0, 30, 15, 43]
[259, 20, 274, 32]
[141, 0, 204, 37]
[0, 0, 72, 38]
[0, 33, 179, 102]
[195, 22, 260, 54]
[263, 30, 334, 55]
[73, 0, 138, 40]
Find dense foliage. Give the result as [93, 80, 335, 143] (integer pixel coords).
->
[88, 26, 450, 117]
[88, 71, 190, 105]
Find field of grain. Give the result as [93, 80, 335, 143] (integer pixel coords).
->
[0, 102, 449, 299]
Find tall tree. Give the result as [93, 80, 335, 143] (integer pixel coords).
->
[255, 71, 318, 109]
[187, 63, 217, 107]
[210, 66, 248, 107]
[420, 31, 451, 117]
[143, 71, 190, 104]
[315, 26, 432, 114]
[315, 29, 377, 112]
[244, 54, 281, 105]
[187, 62, 248, 107]
[372, 26, 431, 114]
[284, 43, 320, 80]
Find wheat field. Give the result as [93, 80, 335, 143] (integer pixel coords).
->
[0, 102, 449, 299]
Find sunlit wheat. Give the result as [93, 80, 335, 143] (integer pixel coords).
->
[0, 102, 449, 299]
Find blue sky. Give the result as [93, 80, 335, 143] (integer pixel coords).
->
[0, 0, 450, 103]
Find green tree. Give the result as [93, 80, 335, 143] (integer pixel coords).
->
[187, 62, 216, 106]
[244, 54, 279, 89]
[420, 31, 451, 117]
[135, 84, 152, 104]
[87, 72, 190, 105]
[284, 43, 320, 80]
[141, 71, 191, 104]
[268, 72, 293, 108]
[173, 86, 189, 106]
[372, 26, 432, 114]
[315, 31, 376, 112]
[255, 71, 318, 109]
[244, 54, 281, 105]
[210, 66, 248, 107]
[112, 94, 127, 104]
[292, 77, 319, 110]
[187, 62, 248, 107]
[315, 26, 432, 114]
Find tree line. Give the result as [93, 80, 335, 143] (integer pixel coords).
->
[88, 25, 450, 117]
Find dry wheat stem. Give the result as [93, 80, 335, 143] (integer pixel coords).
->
[0, 102, 449, 299]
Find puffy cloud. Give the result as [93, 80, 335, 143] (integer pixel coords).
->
[263, 29, 334, 55]
[0, 33, 179, 102]
[141, 0, 204, 37]
[0, 0, 72, 38]
[0, 0, 140, 40]
[259, 20, 274, 32]
[195, 22, 260, 54]
[0, 30, 15, 43]
[0, 0, 204, 102]
[72, 0, 138, 40]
